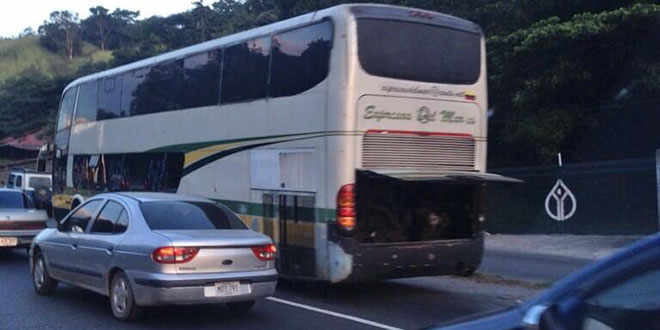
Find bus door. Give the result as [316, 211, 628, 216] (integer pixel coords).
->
[275, 193, 317, 278]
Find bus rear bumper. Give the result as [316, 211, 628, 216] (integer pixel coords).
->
[346, 234, 484, 281]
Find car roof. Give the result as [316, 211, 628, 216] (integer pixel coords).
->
[97, 192, 213, 203]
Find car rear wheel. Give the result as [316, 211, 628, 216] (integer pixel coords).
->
[32, 252, 58, 295]
[110, 272, 142, 321]
[227, 300, 255, 315]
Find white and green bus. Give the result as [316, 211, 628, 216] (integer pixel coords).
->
[52, 4, 516, 282]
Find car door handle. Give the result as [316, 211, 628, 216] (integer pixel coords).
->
[71, 244, 77, 250]
[105, 247, 113, 256]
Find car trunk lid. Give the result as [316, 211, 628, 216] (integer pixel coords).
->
[0, 209, 48, 230]
[153, 229, 273, 274]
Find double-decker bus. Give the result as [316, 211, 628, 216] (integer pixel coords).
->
[51, 4, 517, 283]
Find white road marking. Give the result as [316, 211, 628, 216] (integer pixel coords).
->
[266, 296, 404, 330]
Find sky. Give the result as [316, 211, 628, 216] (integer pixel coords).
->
[0, 0, 197, 38]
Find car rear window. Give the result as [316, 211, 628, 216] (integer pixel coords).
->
[140, 201, 247, 230]
[0, 191, 24, 208]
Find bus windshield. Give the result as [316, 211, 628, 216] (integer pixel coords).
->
[357, 19, 481, 84]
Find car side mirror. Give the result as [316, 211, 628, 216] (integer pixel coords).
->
[538, 305, 568, 330]
[46, 219, 58, 229]
[521, 305, 569, 330]
[55, 218, 67, 232]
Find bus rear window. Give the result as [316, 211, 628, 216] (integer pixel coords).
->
[357, 19, 481, 85]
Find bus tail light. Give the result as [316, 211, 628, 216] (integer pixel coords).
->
[152, 247, 199, 264]
[337, 184, 356, 233]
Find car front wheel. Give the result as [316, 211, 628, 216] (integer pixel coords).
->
[32, 251, 58, 295]
[110, 272, 142, 321]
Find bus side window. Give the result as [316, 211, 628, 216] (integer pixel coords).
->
[98, 76, 124, 119]
[133, 60, 185, 114]
[221, 37, 270, 103]
[75, 81, 98, 124]
[271, 20, 333, 97]
[183, 51, 221, 108]
[121, 68, 149, 116]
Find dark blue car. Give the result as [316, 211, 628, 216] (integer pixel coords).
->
[429, 232, 660, 330]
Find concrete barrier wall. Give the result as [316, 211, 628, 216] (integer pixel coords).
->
[487, 158, 659, 235]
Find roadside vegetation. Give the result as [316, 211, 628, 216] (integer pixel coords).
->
[0, 0, 659, 167]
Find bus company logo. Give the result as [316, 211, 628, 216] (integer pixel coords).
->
[417, 106, 437, 123]
[438, 110, 476, 125]
[363, 105, 412, 121]
[545, 179, 577, 221]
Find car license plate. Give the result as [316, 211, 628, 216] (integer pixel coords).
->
[204, 281, 249, 297]
[0, 237, 18, 247]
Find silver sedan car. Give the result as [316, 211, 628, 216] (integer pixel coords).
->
[30, 192, 277, 320]
[0, 188, 48, 249]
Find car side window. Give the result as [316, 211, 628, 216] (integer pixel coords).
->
[114, 209, 129, 234]
[91, 201, 124, 234]
[586, 268, 660, 310]
[60, 200, 103, 233]
[15, 175, 22, 188]
[581, 267, 660, 329]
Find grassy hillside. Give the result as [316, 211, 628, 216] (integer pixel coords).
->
[0, 36, 112, 83]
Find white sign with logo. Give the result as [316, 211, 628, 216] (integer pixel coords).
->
[545, 179, 577, 221]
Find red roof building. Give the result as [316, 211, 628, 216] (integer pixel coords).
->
[0, 130, 47, 159]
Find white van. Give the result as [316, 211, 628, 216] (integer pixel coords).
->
[7, 169, 52, 213]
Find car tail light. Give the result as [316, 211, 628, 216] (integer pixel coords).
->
[337, 184, 356, 233]
[0, 221, 46, 230]
[152, 247, 199, 264]
[251, 244, 277, 261]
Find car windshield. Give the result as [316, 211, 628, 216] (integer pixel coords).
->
[28, 177, 51, 189]
[140, 201, 247, 230]
[0, 191, 25, 209]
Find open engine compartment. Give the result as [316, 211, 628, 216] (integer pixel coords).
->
[355, 170, 484, 243]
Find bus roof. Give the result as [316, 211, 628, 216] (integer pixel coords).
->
[64, 3, 480, 93]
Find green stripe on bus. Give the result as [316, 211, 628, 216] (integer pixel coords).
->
[214, 198, 336, 223]
[147, 130, 361, 154]
[180, 131, 363, 176]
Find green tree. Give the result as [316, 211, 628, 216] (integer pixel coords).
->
[38, 11, 81, 60]
[81, 6, 110, 50]
[0, 69, 70, 138]
[486, 3, 660, 166]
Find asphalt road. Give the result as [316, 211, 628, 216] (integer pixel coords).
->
[480, 249, 593, 283]
[0, 248, 550, 330]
